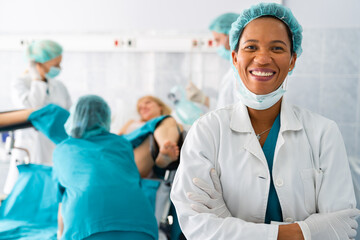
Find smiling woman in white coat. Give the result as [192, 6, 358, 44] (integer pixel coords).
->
[170, 3, 359, 240]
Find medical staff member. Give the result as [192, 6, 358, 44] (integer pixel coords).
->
[4, 40, 72, 194]
[24, 95, 158, 240]
[186, 13, 239, 110]
[171, 3, 359, 240]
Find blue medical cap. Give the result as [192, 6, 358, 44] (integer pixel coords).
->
[209, 13, 240, 35]
[229, 3, 303, 56]
[27, 40, 63, 63]
[65, 95, 111, 139]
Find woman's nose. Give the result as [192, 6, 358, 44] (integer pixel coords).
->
[253, 52, 272, 65]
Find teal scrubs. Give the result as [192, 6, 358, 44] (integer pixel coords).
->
[84, 231, 153, 240]
[0, 164, 58, 240]
[29, 104, 158, 240]
[263, 114, 283, 224]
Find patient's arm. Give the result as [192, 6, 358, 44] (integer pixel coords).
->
[57, 203, 64, 239]
[0, 109, 34, 127]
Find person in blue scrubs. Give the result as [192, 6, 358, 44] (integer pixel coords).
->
[14, 95, 158, 240]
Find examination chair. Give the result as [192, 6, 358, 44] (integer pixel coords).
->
[146, 130, 186, 240]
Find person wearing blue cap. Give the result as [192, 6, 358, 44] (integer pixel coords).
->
[171, 3, 359, 240]
[186, 13, 239, 110]
[5, 40, 71, 195]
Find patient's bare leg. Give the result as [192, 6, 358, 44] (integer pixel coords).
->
[154, 117, 180, 168]
[58, 203, 64, 239]
[133, 136, 155, 178]
[0, 109, 34, 127]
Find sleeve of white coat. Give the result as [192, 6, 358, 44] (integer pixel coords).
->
[170, 118, 279, 240]
[11, 74, 48, 108]
[317, 121, 356, 212]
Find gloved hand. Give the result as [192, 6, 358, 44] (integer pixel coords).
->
[186, 81, 207, 105]
[298, 208, 360, 240]
[29, 61, 42, 81]
[187, 168, 231, 218]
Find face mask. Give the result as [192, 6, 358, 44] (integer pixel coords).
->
[232, 65, 287, 110]
[216, 46, 231, 61]
[45, 66, 61, 79]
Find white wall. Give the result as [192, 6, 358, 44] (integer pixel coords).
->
[0, 0, 358, 34]
[286, 0, 360, 28]
[0, 0, 279, 34]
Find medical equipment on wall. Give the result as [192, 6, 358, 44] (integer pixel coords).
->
[168, 86, 203, 125]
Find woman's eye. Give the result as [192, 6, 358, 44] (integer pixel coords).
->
[272, 46, 285, 51]
[244, 45, 256, 50]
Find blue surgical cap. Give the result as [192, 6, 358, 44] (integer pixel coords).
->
[27, 40, 63, 63]
[209, 13, 240, 35]
[229, 3, 303, 56]
[64, 95, 111, 139]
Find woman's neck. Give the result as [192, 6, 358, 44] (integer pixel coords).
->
[247, 99, 282, 130]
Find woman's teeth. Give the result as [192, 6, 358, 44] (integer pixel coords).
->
[251, 71, 274, 77]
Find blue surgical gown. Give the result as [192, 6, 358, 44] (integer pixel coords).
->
[29, 104, 158, 240]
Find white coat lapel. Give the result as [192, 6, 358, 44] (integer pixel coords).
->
[274, 100, 303, 165]
[230, 102, 267, 165]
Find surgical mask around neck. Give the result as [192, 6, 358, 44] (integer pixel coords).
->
[45, 66, 61, 79]
[232, 65, 286, 110]
[216, 46, 231, 61]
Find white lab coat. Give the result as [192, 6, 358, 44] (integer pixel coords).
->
[11, 72, 72, 164]
[4, 72, 71, 194]
[209, 68, 238, 110]
[171, 99, 356, 240]
[349, 156, 360, 240]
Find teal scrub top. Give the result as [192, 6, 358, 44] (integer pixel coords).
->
[28, 104, 158, 240]
[0, 164, 58, 240]
[263, 114, 283, 224]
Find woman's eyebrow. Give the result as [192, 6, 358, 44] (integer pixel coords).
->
[242, 39, 258, 44]
[271, 40, 288, 46]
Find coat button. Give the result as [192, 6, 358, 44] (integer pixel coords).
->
[285, 218, 293, 223]
[275, 178, 284, 187]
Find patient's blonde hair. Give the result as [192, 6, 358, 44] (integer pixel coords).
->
[137, 96, 172, 119]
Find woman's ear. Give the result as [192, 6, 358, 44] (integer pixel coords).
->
[289, 53, 297, 71]
[232, 50, 238, 67]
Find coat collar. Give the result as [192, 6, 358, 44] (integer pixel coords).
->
[279, 99, 303, 132]
[229, 101, 253, 133]
[229, 98, 303, 133]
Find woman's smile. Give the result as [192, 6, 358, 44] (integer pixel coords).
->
[249, 68, 277, 82]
